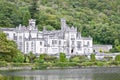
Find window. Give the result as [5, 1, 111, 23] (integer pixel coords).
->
[19, 42, 22, 45]
[87, 41, 89, 46]
[31, 42, 33, 46]
[31, 42, 34, 51]
[40, 42, 42, 45]
[72, 41, 74, 45]
[77, 41, 81, 48]
[13, 33, 17, 40]
[19, 36, 22, 40]
[52, 40, 57, 45]
[19, 42, 22, 50]
[64, 41, 66, 45]
[26, 42, 29, 52]
[71, 35, 75, 40]
[71, 38, 75, 40]
[59, 41, 61, 45]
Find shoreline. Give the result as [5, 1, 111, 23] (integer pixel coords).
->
[0, 66, 32, 71]
[0, 65, 120, 71]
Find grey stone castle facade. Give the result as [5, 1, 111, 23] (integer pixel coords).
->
[1, 19, 93, 55]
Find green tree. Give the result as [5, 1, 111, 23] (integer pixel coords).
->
[12, 52, 25, 63]
[0, 1, 22, 27]
[0, 32, 18, 62]
[70, 56, 80, 62]
[59, 52, 67, 62]
[115, 55, 120, 61]
[24, 54, 29, 63]
[114, 39, 119, 47]
[29, 0, 39, 19]
[39, 54, 45, 63]
[27, 52, 36, 63]
[90, 54, 96, 62]
[22, 11, 31, 26]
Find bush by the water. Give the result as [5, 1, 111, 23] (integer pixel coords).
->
[90, 54, 96, 62]
[33, 63, 49, 69]
[53, 62, 79, 67]
[115, 55, 120, 61]
[70, 55, 88, 63]
[10, 63, 31, 67]
[81, 61, 95, 66]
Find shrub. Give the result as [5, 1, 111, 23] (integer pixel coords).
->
[95, 61, 105, 66]
[59, 52, 67, 62]
[108, 61, 120, 65]
[70, 55, 88, 63]
[70, 56, 80, 62]
[10, 63, 31, 67]
[34, 63, 49, 69]
[0, 61, 7, 67]
[115, 55, 120, 61]
[54, 62, 78, 67]
[90, 54, 96, 62]
[104, 56, 113, 61]
[81, 61, 95, 66]
[12, 52, 25, 63]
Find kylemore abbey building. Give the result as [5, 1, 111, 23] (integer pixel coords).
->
[1, 19, 93, 55]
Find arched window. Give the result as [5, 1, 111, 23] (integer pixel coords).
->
[26, 42, 29, 52]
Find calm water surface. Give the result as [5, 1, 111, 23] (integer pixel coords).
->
[0, 67, 120, 80]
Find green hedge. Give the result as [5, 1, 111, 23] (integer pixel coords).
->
[33, 62, 79, 69]
[53, 62, 79, 67]
[81, 61, 95, 66]
[95, 61, 106, 66]
[108, 61, 120, 65]
[10, 63, 31, 67]
[33, 63, 49, 69]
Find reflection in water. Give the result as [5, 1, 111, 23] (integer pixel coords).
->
[0, 67, 120, 80]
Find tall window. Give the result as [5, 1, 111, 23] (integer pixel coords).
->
[77, 41, 81, 48]
[26, 42, 29, 52]
[31, 42, 34, 51]
[19, 42, 22, 50]
[59, 41, 61, 45]
[72, 41, 74, 45]
[40, 41, 42, 46]
[13, 33, 17, 40]
[71, 35, 75, 40]
[52, 40, 57, 46]
[87, 41, 89, 46]
[19, 36, 22, 40]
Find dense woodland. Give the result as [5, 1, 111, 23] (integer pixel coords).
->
[0, 0, 120, 52]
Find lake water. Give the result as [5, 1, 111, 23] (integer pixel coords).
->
[0, 67, 120, 80]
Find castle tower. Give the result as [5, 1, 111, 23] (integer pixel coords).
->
[61, 18, 66, 30]
[28, 19, 36, 30]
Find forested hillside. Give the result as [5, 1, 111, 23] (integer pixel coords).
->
[0, 0, 120, 46]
